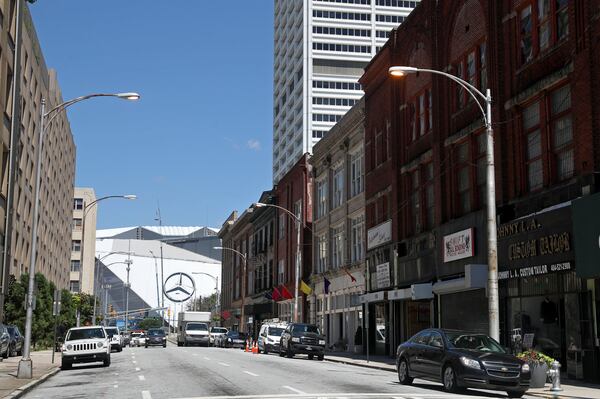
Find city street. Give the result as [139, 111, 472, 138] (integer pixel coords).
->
[21, 345, 540, 399]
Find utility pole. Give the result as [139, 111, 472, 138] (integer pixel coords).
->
[124, 241, 132, 333]
[156, 205, 165, 324]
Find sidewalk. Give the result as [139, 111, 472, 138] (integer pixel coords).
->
[0, 351, 59, 399]
[324, 351, 600, 399]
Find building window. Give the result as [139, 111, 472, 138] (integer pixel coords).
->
[411, 170, 421, 233]
[424, 163, 435, 229]
[70, 260, 80, 272]
[519, 0, 569, 65]
[350, 215, 364, 263]
[72, 240, 81, 252]
[317, 234, 328, 273]
[350, 149, 364, 197]
[317, 179, 328, 218]
[278, 259, 285, 284]
[332, 166, 344, 208]
[294, 200, 302, 230]
[456, 142, 471, 215]
[410, 89, 432, 140]
[331, 225, 344, 269]
[73, 198, 83, 210]
[69, 281, 80, 293]
[454, 41, 487, 111]
[551, 85, 573, 181]
[523, 101, 543, 190]
[72, 218, 82, 230]
[278, 213, 286, 239]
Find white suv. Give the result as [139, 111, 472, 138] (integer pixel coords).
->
[209, 327, 228, 346]
[61, 326, 110, 370]
[257, 322, 288, 354]
[104, 327, 123, 352]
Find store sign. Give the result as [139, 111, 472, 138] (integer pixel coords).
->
[497, 206, 573, 279]
[443, 228, 474, 263]
[376, 262, 391, 289]
[367, 220, 392, 250]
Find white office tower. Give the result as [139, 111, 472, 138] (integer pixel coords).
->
[272, 0, 419, 183]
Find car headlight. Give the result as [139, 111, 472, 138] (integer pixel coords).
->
[319, 340, 326, 345]
[460, 356, 481, 369]
[228, 338, 232, 342]
[521, 363, 530, 373]
[97, 342, 104, 349]
[291, 337, 300, 343]
[64, 344, 69, 351]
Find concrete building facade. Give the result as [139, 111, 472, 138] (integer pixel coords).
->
[70, 188, 96, 293]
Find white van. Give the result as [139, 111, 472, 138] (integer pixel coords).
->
[257, 322, 288, 354]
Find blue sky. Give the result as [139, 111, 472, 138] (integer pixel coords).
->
[30, 1, 274, 230]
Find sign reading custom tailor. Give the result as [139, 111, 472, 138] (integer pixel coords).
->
[367, 219, 392, 250]
[376, 262, 391, 289]
[497, 205, 573, 280]
[443, 228, 474, 263]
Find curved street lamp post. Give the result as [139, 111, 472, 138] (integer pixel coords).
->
[214, 246, 246, 331]
[388, 66, 499, 341]
[191, 271, 219, 323]
[17, 92, 140, 379]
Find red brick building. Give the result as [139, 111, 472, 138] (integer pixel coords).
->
[360, 0, 600, 380]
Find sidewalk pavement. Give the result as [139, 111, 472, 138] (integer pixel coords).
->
[325, 351, 600, 399]
[0, 350, 59, 399]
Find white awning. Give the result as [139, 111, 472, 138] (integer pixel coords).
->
[359, 291, 386, 304]
[432, 264, 487, 295]
[388, 283, 433, 301]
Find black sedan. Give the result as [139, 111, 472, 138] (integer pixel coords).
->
[219, 331, 247, 348]
[396, 329, 530, 398]
[7, 325, 24, 357]
[145, 328, 167, 348]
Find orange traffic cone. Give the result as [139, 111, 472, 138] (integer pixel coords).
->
[253, 341, 259, 354]
[245, 340, 250, 352]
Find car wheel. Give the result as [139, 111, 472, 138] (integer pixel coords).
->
[163, 344, 167, 348]
[279, 344, 285, 357]
[442, 365, 458, 393]
[145, 345, 148, 348]
[10, 345, 17, 357]
[397, 358, 413, 385]
[506, 391, 526, 398]
[117, 345, 122, 352]
[61, 359, 72, 370]
[1, 347, 8, 359]
[286, 344, 294, 358]
[263, 346, 268, 355]
[103, 354, 111, 367]
[308, 354, 314, 360]
[317, 354, 324, 361]
[177, 341, 183, 347]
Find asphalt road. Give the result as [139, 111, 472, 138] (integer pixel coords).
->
[21, 345, 540, 399]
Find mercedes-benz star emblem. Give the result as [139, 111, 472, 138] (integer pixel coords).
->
[163, 272, 195, 303]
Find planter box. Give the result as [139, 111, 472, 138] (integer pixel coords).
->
[529, 363, 549, 388]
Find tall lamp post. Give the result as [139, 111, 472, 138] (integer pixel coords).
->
[214, 246, 246, 331]
[388, 66, 499, 341]
[191, 271, 219, 324]
[251, 202, 305, 323]
[85, 195, 136, 326]
[17, 91, 140, 379]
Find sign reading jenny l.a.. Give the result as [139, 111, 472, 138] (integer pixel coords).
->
[163, 272, 196, 303]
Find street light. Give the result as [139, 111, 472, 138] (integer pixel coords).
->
[84, 195, 137, 325]
[388, 65, 499, 341]
[103, 260, 133, 332]
[251, 202, 305, 323]
[17, 91, 140, 379]
[214, 246, 246, 331]
[191, 271, 219, 323]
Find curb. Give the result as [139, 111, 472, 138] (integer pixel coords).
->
[3, 367, 59, 399]
[325, 357, 396, 373]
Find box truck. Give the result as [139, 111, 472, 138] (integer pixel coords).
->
[177, 311, 211, 347]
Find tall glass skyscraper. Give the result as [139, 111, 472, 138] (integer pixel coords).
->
[272, 0, 420, 183]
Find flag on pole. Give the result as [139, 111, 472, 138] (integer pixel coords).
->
[324, 277, 331, 294]
[281, 285, 294, 300]
[300, 280, 312, 295]
[344, 268, 357, 283]
[221, 310, 231, 320]
[272, 286, 282, 301]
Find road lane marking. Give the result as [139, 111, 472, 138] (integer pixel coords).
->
[138, 375, 146, 381]
[133, 360, 138, 364]
[203, 356, 210, 360]
[243, 371, 259, 377]
[282, 386, 306, 395]
[169, 395, 466, 399]
[141, 391, 152, 399]
[218, 362, 230, 367]
[135, 367, 141, 371]
[113, 385, 118, 389]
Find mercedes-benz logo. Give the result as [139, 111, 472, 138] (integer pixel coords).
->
[163, 272, 195, 303]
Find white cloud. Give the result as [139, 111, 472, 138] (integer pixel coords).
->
[247, 139, 261, 151]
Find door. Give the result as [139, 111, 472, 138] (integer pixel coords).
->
[408, 331, 431, 376]
[421, 331, 445, 378]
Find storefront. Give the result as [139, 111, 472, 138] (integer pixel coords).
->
[498, 204, 595, 380]
[388, 283, 434, 351]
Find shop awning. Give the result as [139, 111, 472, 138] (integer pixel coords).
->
[359, 291, 386, 304]
[388, 283, 433, 301]
[432, 264, 487, 295]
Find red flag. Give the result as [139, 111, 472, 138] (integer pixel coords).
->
[272, 286, 282, 301]
[221, 310, 231, 320]
[344, 268, 357, 283]
[281, 285, 294, 300]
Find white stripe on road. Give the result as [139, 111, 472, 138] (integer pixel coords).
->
[218, 362, 230, 367]
[169, 394, 468, 399]
[242, 371, 259, 377]
[113, 385, 118, 389]
[133, 361, 137, 364]
[141, 391, 152, 399]
[138, 375, 146, 381]
[203, 356, 210, 360]
[282, 385, 306, 395]
[135, 367, 141, 371]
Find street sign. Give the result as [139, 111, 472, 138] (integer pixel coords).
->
[163, 272, 195, 303]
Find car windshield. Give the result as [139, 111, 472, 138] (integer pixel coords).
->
[147, 329, 165, 336]
[7, 326, 15, 335]
[67, 328, 105, 341]
[105, 328, 118, 336]
[211, 328, 227, 334]
[131, 333, 141, 338]
[228, 331, 245, 338]
[186, 323, 208, 331]
[292, 324, 320, 334]
[268, 327, 284, 336]
[445, 332, 505, 353]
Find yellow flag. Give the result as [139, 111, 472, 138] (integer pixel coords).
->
[300, 280, 312, 295]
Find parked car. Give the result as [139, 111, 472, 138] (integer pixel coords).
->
[257, 322, 287, 354]
[120, 331, 131, 347]
[145, 328, 167, 348]
[218, 331, 247, 348]
[104, 327, 123, 352]
[396, 329, 530, 398]
[6, 325, 24, 357]
[60, 326, 111, 370]
[209, 327, 228, 346]
[130, 332, 147, 347]
[179, 322, 209, 347]
[279, 323, 325, 360]
[0, 324, 9, 359]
